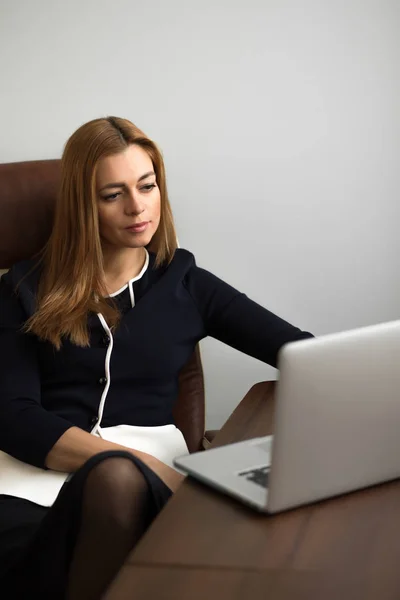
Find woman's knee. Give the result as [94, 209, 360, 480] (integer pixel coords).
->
[81, 456, 149, 528]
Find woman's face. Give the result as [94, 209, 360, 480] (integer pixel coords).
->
[96, 144, 161, 250]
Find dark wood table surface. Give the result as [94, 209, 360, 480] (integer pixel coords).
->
[105, 382, 400, 599]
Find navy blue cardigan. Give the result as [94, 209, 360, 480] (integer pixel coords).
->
[0, 249, 313, 469]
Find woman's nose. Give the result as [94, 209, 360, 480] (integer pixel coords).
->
[124, 191, 144, 215]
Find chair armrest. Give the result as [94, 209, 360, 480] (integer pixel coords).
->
[200, 381, 277, 451]
[201, 429, 219, 450]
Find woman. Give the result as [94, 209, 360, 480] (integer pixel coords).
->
[0, 117, 313, 599]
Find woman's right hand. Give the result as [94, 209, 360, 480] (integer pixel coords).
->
[45, 426, 186, 492]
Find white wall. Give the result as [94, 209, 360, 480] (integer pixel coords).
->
[1, 0, 399, 428]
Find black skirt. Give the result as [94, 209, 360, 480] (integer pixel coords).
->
[0, 451, 172, 599]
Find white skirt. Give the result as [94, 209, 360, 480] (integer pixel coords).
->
[0, 424, 189, 507]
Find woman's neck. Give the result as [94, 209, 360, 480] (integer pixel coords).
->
[102, 246, 147, 295]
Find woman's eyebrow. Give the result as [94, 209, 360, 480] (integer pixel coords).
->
[99, 182, 125, 191]
[99, 171, 155, 192]
[137, 170, 155, 182]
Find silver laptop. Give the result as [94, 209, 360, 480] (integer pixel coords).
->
[174, 320, 400, 513]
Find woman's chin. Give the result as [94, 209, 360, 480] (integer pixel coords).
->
[126, 233, 154, 249]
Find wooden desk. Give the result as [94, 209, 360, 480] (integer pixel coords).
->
[105, 382, 400, 599]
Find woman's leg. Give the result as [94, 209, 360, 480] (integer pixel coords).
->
[2, 451, 172, 600]
[66, 456, 150, 600]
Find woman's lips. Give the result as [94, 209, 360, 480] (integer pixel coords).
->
[125, 222, 149, 233]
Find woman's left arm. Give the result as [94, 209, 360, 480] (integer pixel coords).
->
[183, 263, 314, 368]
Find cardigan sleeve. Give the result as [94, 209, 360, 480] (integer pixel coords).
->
[0, 273, 74, 469]
[183, 262, 314, 368]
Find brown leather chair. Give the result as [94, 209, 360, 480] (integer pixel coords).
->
[0, 160, 217, 452]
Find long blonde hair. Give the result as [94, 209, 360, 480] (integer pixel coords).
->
[26, 116, 178, 348]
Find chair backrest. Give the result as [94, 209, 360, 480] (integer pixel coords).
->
[0, 160, 205, 452]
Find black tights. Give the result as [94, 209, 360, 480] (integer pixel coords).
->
[66, 457, 150, 600]
[2, 452, 170, 600]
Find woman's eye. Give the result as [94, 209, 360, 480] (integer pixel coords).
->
[141, 184, 157, 192]
[103, 192, 121, 201]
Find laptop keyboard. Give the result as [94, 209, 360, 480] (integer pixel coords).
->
[238, 466, 270, 488]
